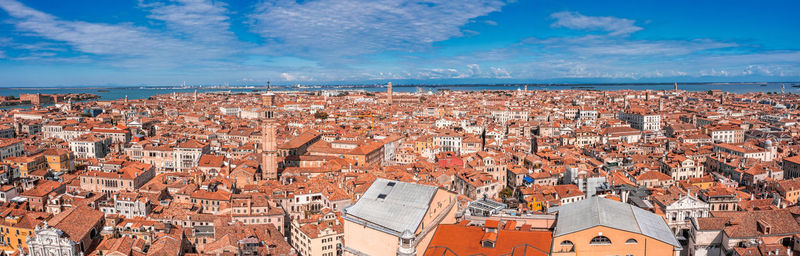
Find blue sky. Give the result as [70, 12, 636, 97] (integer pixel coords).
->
[0, 0, 798, 86]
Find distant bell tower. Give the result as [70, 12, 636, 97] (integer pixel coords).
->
[674, 82, 678, 91]
[261, 120, 277, 180]
[387, 82, 393, 105]
[263, 81, 276, 118]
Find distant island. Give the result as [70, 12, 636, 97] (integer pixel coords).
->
[0, 93, 100, 107]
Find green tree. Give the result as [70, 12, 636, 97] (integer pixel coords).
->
[314, 111, 329, 119]
[499, 187, 514, 199]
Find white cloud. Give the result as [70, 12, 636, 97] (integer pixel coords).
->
[250, 0, 506, 57]
[0, 0, 798, 84]
[489, 67, 511, 78]
[280, 73, 295, 81]
[377, 64, 515, 80]
[281, 72, 313, 82]
[700, 68, 729, 77]
[524, 36, 736, 57]
[141, 0, 236, 44]
[0, 38, 7, 58]
[550, 11, 642, 36]
[467, 64, 482, 76]
[0, 0, 238, 68]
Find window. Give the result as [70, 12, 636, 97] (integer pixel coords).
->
[590, 236, 611, 245]
[626, 238, 638, 244]
[560, 240, 574, 246]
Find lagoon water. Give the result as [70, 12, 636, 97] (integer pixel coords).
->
[0, 83, 794, 104]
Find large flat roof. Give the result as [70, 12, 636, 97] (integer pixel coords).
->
[344, 178, 438, 236]
[549, 196, 680, 248]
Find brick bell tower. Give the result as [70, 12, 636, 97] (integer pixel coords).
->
[261, 82, 278, 180]
[261, 119, 277, 180]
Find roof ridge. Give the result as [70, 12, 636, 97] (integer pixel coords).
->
[593, 196, 601, 229]
[628, 202, 643, 234]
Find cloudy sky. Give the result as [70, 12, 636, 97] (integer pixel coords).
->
[0, 0, 798, 86]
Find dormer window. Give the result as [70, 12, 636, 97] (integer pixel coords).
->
[757, 220, 772, 234]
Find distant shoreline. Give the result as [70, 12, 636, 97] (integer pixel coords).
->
[1, 81, 798, 90]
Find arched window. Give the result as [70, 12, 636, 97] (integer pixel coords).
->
[626, 238, 638, 244]
[559, 240, 575, 252]
[590, 236, 611, 245]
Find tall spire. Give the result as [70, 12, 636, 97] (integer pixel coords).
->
[674, 82, 678, 91]
[782, 83, 786, 94]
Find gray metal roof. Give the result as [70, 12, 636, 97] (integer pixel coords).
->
[468, 198, 507, 212]
[549, 196, 680, 248]
[344, 178, 438, 236]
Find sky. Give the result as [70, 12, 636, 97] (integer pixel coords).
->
[0, 0, 798, 87]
